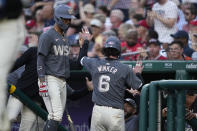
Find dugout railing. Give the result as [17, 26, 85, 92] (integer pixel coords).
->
[139, 80, 197, 131]
[8, 61, 197, 131]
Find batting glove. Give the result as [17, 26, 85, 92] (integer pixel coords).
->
[39, 81, 48, 97]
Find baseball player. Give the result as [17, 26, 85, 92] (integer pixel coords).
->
[80, 36, 143, 131]
[37, 4, 91, 131]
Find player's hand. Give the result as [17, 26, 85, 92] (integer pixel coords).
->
[126, 88, 140, 97]
[86, 77, 93, 91]
[162, 107, 167, 117]
[186, 109, 196, 120]
[39, 81, 48, 97]
[133, 61, 144, 74]
[79, 26, 92, 42]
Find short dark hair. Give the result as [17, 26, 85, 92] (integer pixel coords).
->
[102, 48, 120, 58]
[169, 41, 184, 48]
[148, 29, 158, 39]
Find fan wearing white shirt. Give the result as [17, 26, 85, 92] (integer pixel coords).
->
[146, 0, 178, 50]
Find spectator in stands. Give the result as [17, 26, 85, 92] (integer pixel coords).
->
[168, 41, 192, 60]
[118, 23, 134, 42]
[96, 6, 111, 31]
[87, 19, 103, 57]
[191, 33, 197, 52]
[132, 14, 144, 27]
[93, 13, 106, 31]
[124, 98, 139, 131]
[121, 29, 143, 61]
[110, 9, 125, 31]
[90, 19, 103, 46]
[79, 2, 95, 26]
[125, 8, 136, 25]
[137, 20, 150, 47]
[171, 30, 194, 57]
[144, 39, 167, 60]
[147, 0, 178, 50]
[146, 29, 159, 44]
[40, 3, 54, 27]
[96, 0, 131, 21]
[182, 4, 197, 32]
[190, 20, 197, 50]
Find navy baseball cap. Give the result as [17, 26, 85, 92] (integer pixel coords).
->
[104, 36, 121, 52]
[54, 4, 76, 19]
[147, 38, 162, 46]
[170, 30, 189, 40]
[124, 98, 137, 108]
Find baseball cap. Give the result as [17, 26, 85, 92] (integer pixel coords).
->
[148, 38, 162, 46]
[26, 20, 36, 29]
[124, 98, 137, 108]
[90, 19, 102, 28]
[170, 30, 189, 40]
[138, 20, 150, 29]
[83, 4, 95, 14]
[54, 4, 76, 19]
[190, 20, 197, 26]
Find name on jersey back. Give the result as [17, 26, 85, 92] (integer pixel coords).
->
[97, 65, 117, 74]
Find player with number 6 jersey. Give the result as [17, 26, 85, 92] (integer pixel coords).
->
[80, 36, 142, 131]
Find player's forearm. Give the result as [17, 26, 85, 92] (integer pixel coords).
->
[136, 73, 144, 87]
[77, 40, 89, 65]
[37, 55, 46, 81]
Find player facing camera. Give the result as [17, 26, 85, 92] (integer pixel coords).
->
[54, 4, 75, 32]
[102, 36, 121, 58]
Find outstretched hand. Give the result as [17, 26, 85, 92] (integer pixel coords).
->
[133, 61, 144, 74]
[79, 26, 92, 47]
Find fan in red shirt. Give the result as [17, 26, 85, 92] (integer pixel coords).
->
[146, 39, 167, 60]
[121, 29, 143, 61]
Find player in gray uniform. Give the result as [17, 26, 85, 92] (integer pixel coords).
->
[81, 36, 142, 131]
[37, 4, 77, 131]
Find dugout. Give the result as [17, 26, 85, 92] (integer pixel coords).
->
[9, 60, 197, 131]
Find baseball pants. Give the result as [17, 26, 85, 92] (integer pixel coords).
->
[7, 95, 44, 131]
[0, 15, 26, 130]
[90, 104, 125, 131]
[41, 75, 67, 122]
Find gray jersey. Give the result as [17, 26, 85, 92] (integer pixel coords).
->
[38, 28, 70, 78]
[81, 57, 142, 109]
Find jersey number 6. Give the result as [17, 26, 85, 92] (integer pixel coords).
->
[98, 75, 110, 92]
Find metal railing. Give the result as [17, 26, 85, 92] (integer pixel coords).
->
[139, 80, 197, 131]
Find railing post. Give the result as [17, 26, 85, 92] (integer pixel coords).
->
[176, 90, 186, 131]
[167, 90, 175, 131]
[139, 84, 149, 131]
[149, 82, 158, 131]
[157, 90, 162, 131]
